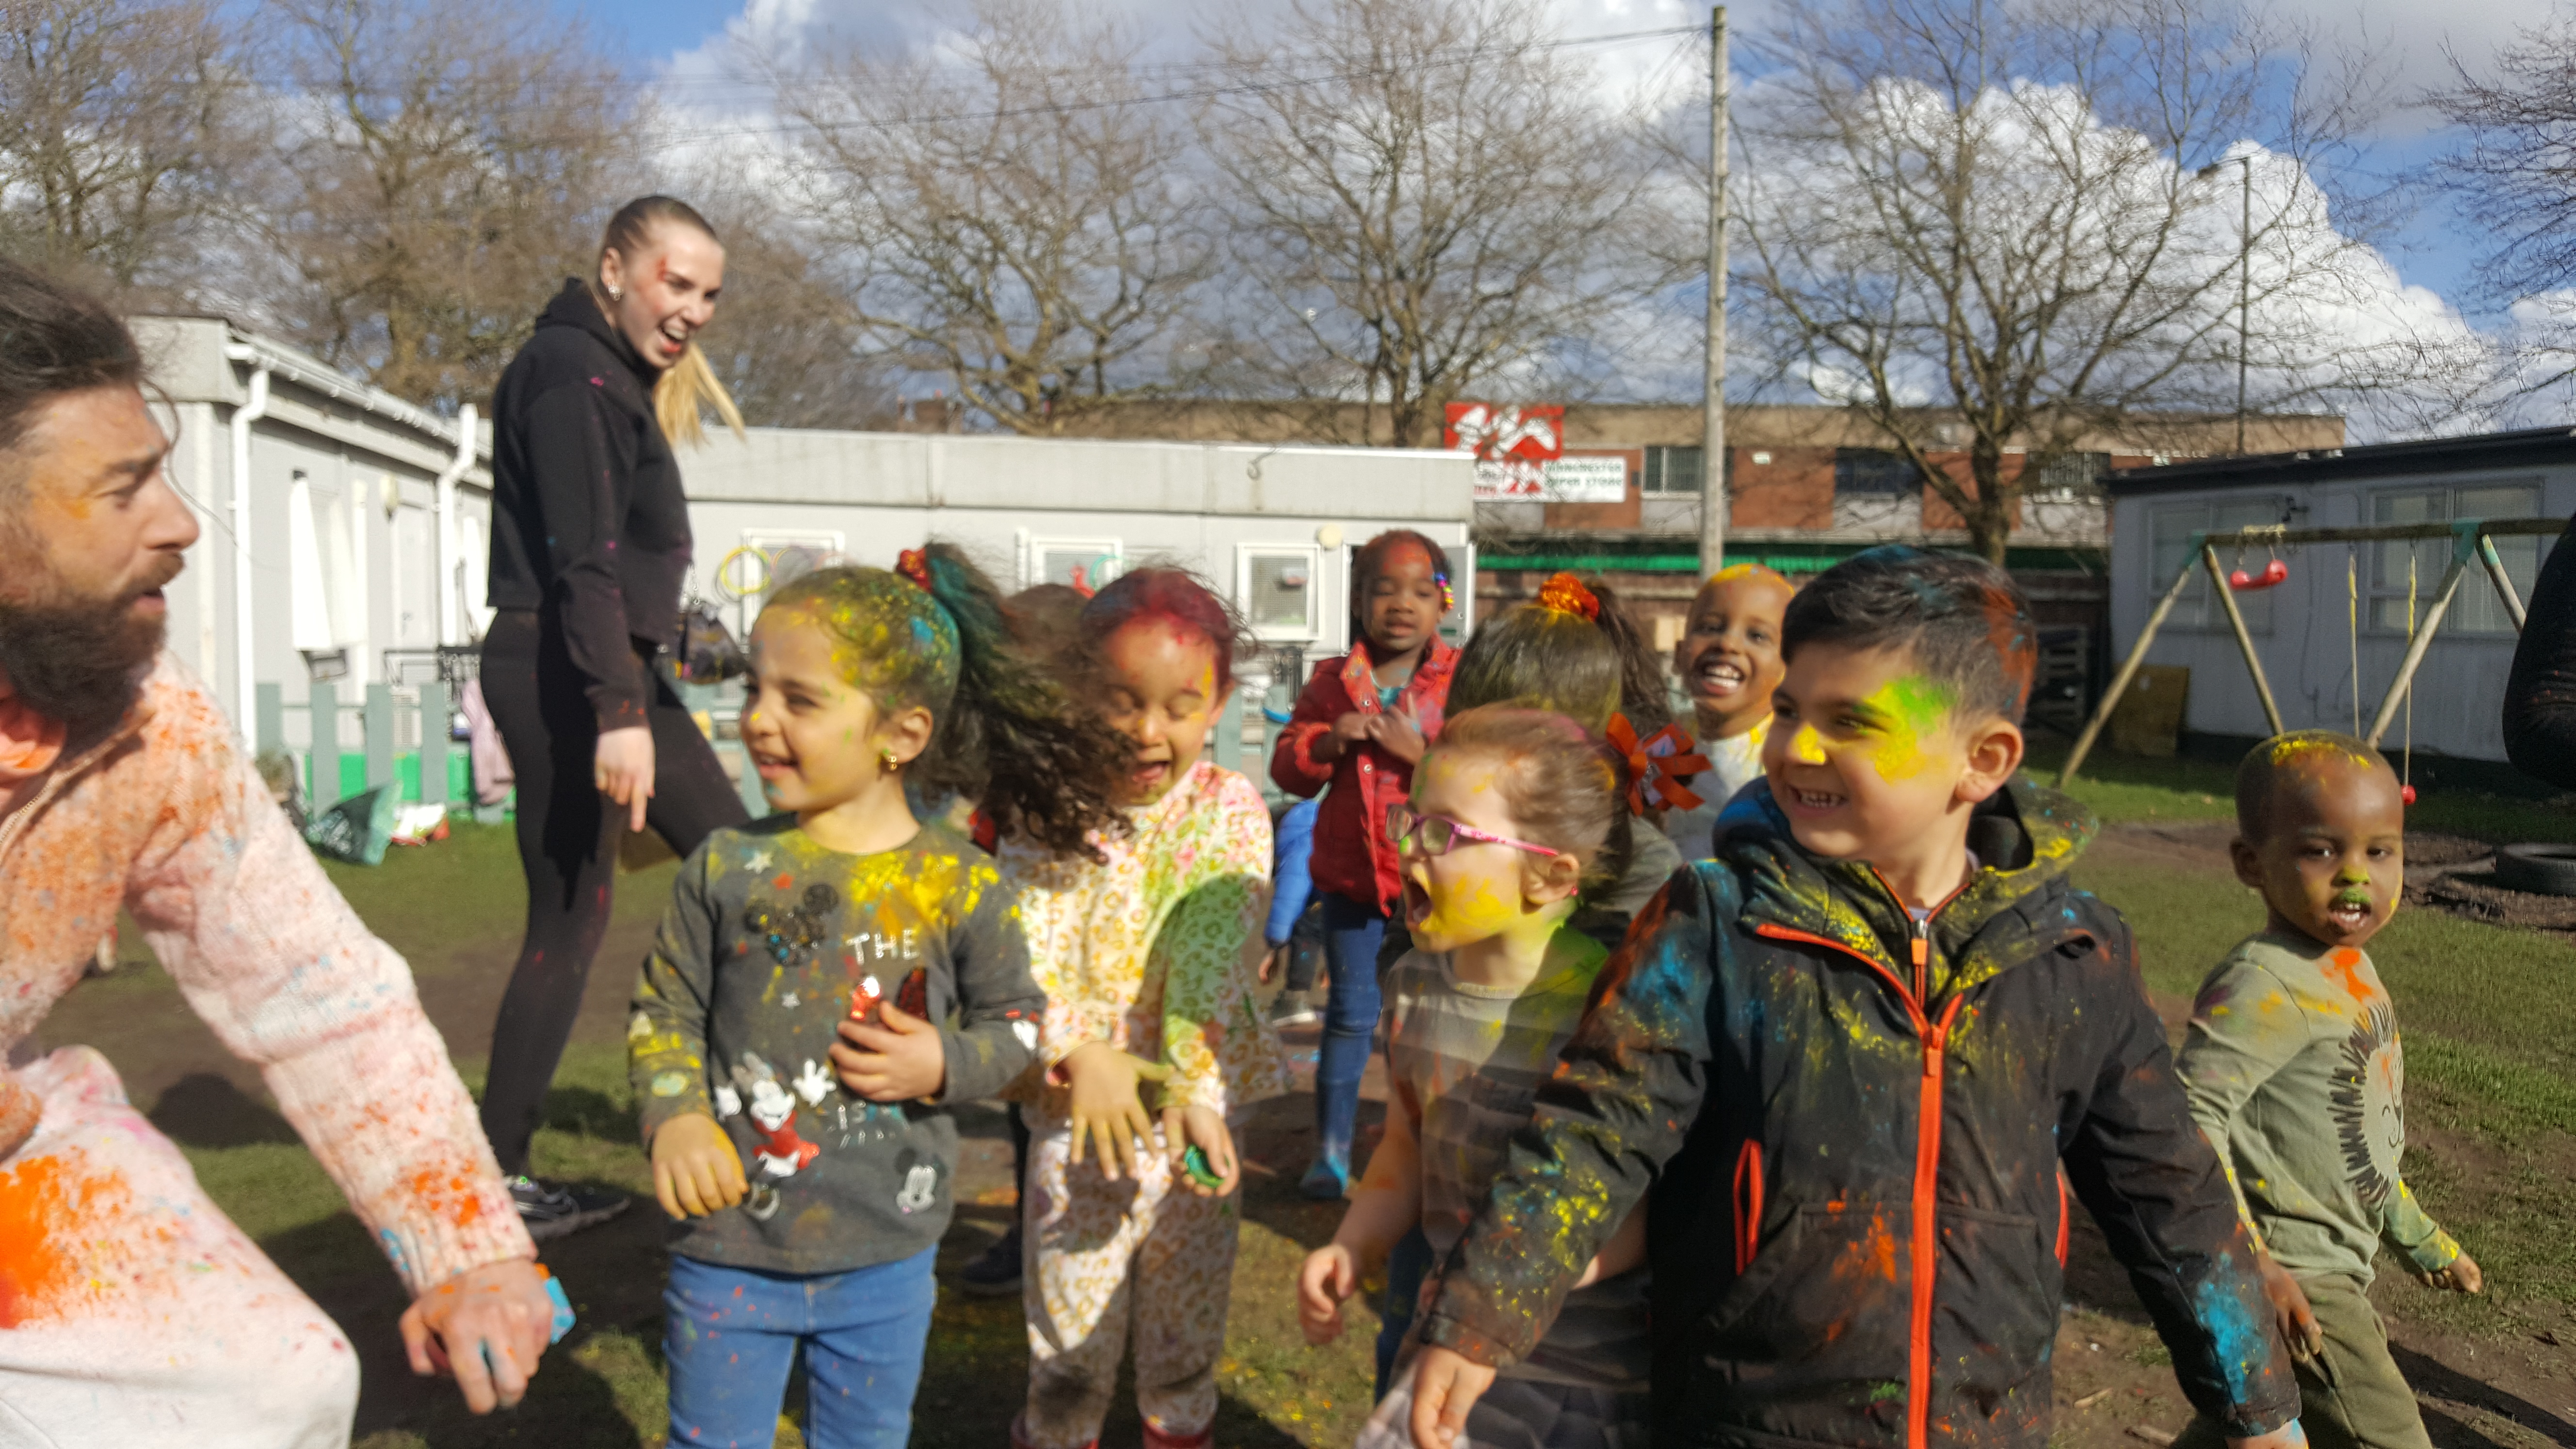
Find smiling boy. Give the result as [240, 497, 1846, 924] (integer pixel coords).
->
[1664, 564, 1794, 860]
[2168, 735, 2479, 1449]
[1403, 547, 2302, 1449]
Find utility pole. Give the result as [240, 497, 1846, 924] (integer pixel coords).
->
[2235, 154, 2251, 454]
[1697, 5, 1730, 580]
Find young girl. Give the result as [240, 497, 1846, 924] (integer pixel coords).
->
[1270, 529, 1459, 1197]
[1663, 564, 1794, 860]
[628, 543, 1128, 1449]
[1298, 705, 1650, 1449]
[1005, 568, 1291, 1449]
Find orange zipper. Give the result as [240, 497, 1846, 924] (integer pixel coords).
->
[1733, 1139, 1766, 1275]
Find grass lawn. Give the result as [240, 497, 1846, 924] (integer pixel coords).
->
[73, 750, 2576, 1446]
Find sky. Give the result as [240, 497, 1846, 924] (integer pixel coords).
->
[553, 0, 2560, 406]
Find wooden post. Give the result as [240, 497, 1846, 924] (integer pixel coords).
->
[365, 683, 396, 790]
[309, 680, 340, 807]
[2477, 532, 2528, 631]
[2059, 542, 2203, 788]
[255, 682, 284, 756]
[2367, 548, 2471, 747]
[2204, 543, 2284, 737]
[420, 681, 451, 808]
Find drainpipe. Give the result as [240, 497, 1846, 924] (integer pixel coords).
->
[435, 402, 476, 645]
[221, 346, 271, 728]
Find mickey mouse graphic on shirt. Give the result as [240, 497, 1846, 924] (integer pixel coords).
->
[727, 1052, 822, 1178]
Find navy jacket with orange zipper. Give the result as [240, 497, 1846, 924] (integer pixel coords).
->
[1418, 776, 2297, 1449]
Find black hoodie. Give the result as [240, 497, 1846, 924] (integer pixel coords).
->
[486, 279, 696, 731]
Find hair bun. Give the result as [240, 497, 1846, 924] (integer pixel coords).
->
[1535, 572, 1600, 622]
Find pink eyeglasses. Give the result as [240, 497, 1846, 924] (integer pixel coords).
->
[1385, 802, 1561, 858]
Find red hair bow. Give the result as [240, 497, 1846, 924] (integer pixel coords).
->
[1535, 571, 1599, 621]
[895, 547, 932, 591]
[1607, 713, 1711, 815]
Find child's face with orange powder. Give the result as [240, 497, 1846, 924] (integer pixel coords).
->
[1764, 642, 2019, 872]
[2229, 741, 2404, 951]
[1361, 541, 1443, 661]
[1100, 616, 1231, 805]
[1397, 746, 1580, 953]
[1676, 567, 1792, 738]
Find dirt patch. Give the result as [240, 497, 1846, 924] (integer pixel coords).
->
[2093, 821, 2576, 941]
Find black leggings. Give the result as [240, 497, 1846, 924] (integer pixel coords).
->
[478, 608, 748, 1176]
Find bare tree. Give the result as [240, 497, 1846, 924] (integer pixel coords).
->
[0, 0, 252, 303]
[753, 0, 1210, 435]
[250, 0, 641, 408]
[687, 177, 902, 430]
[1194, 0, 1682, 448]
[1731, 0, 2404, 563]
[2430, 14, 2576, 301]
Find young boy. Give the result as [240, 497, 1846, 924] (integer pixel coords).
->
[1665, 564, 1795, 860]
[2170, 733, 2481, 1449]
[1403, 546, 2303, 1449]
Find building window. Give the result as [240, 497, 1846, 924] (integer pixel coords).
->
[2371, 484, 2545, 636]
[1238, 545, 1323, 640]
[1026, 536, 1123, 594]
[736, 530, 846, 606]
[2030, 452, 2109, 500]
[1642, 446, 1702, 495]
[1833, 449, 1916, 498]
[289, 470, 362, 653]
[2150, 499, 2283, 633]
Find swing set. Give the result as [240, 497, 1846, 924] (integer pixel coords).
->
[2057, 516, 2563, 794]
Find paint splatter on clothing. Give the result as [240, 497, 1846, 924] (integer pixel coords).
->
[629, 816, 1042, 1275]
[0, 656, 531, 1303]
[1270, 637, 1457, 914]
[1017, 1111, 1236, 1449]
[2179, 933, 2457, 1284]
[1385, 934, 1648, 1392]
[999, 759, 1288, 1115]
[1417, 776, 2299, 1449]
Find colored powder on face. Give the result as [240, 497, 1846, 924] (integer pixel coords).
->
[1860, 675, 1956, 782]
[1785, 722, 1829, 766]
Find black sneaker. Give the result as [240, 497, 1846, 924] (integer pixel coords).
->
[959, 1222, 1024, 1297]
[508, 1175, 631, 1241]
[1268, 992, 1319, 1028]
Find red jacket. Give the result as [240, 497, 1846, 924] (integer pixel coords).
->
[1269, 637, 1457, 916]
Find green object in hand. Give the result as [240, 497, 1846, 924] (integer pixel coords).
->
[1181, 1144, 1225, 1190]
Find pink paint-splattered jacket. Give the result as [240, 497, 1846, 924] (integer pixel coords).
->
[0, 656, 533, 1296]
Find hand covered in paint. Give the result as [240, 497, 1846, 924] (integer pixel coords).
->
[1368, 709, 1427, 765]
[1297, 1242, 1360, 1344]
[651, 1112, 748, 1219]
[399, 1258, 556, 1414]
[594, 725, 655, 834]
[1062, 1041, 1170, 1181]
[1162, 1101, 1239, 1198]
[2415, 1247, 2483, 1294]
[833, 999, 948, 1102]
[1408, 1345, 1497, 1449]
[2256, 1255, 2323, 1360]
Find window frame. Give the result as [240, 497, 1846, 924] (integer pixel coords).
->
[2366, 481, 2545, 638]
[1236, 543, 1325, 642]
[1023, 534, 1125, 594]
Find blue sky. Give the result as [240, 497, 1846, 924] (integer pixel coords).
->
[551, 0, 2538, 334]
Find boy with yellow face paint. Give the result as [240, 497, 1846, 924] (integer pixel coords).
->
[1402, 547, 2307, 1449]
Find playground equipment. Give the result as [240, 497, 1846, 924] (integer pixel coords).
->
[2059, 516, 2559, 788]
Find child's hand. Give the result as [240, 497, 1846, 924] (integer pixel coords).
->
[1319, 709, 1374, 761]
[1297, 1242, 1359, 1344]
[1408, 1345, 1498, 1449]
[2225, 1420, 2310, 1449]
[1063, 1041, 1169, 1181]
[833, 1000, 948, 1102]
[2415, 1248, 2483, 1294]
[1161, 1101, 1240, 1197]
[651, 1113, 748, 1220]
[1368, 710, 1427, 765]
[1261, 942, 1287, 984]
[2256, 1255, 2323, 1359]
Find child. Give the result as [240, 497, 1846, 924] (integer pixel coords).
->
[1301, 705, 1652, 1449]
[1266, 796, 1326, 1026]
[1272, 530, 1460, 1198]
[1004, 567, 1292, 1449]
[1663, 564, 1794, 860]
[1402, 547, 2304, 1449]
[2170, 733, 2481, 1449]
[629, 544, 1129, 1449]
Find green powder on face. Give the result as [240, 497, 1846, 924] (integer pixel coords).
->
[1861, 674, 1957, 782]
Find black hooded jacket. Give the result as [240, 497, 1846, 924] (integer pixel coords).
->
[486, 279, 695, 731]
[1418, 777, 2299, 1449]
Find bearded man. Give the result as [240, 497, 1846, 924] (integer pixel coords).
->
[0, 259, 554, 1445]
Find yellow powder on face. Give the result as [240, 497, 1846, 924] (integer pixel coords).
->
[1785, 722, 1829, 766]
[1859, 675, 1956, 782]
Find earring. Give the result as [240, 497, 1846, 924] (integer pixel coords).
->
[605, 284, 623, 302]
[880, 748, 901, 773]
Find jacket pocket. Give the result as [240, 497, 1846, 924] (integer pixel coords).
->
[1932, 1204, 2059, 1428]
[1695, 1200, 1913, 1386]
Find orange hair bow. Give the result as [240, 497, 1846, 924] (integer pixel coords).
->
[894, 547, 932, 591]
[1534, 572, 1599, 621]
[1607, 713, 1711, 815]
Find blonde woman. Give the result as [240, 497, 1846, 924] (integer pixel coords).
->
[480, 195, 750, 1238]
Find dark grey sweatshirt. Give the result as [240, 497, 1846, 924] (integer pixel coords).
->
[629, 816, 1042, 1274]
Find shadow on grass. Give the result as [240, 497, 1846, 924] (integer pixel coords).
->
[2391, 1345, 2576, 1448]
[150, 1071, 302, 1148]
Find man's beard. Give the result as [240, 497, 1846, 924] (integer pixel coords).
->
[0, 563, 176, 739]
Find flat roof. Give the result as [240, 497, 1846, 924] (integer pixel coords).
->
[2102, 425, 2576, 497]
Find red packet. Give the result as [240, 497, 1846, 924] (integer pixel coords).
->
[849, 975, 884, 1026]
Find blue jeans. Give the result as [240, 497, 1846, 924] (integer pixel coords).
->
[664, 1248, 937, 1449]
[1316, 892, 1387, 1169]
